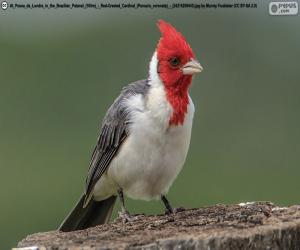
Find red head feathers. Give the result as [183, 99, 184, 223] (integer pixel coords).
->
[157, 20, 195, 68]
[155, 20, 202, 126]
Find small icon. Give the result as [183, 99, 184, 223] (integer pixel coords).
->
[269, 1, 298, 16]
[1, 1, 8, 10]
[270, 3, 278, 13]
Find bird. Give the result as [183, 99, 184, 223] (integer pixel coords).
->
[59, 19, 203, 232]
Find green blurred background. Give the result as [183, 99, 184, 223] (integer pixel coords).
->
[0, 0, 299, 248]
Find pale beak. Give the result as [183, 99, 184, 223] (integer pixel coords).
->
[182, 59, 203, 75]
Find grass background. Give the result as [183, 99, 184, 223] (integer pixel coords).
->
[0, 1, 299, 249]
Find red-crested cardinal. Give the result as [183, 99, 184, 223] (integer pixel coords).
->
[59, 19, 203, 232]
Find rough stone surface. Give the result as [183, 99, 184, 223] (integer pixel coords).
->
[17, 202, 300, 250]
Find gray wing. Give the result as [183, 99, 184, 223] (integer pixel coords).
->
[84, 79, 150, 206]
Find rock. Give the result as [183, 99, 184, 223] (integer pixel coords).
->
[17, 202, 300, 250]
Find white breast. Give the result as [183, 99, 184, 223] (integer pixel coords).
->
[93, 85, 194, 201]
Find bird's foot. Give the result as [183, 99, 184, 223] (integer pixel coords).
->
[118, 211, 144, 223]
[165, 206, 185, 215]
[118, 210, 131, 223]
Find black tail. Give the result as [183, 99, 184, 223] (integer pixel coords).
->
[58, 194, 116, 232]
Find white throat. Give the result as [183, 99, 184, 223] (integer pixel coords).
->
[144, 51, 172, 129]
[148, 51, 162, 87]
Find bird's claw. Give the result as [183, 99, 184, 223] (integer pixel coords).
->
[165, 206, 185, 215]
[118, 210, 131, 223]
[118, 211, 143, 223]
[174, 206, 185, 213]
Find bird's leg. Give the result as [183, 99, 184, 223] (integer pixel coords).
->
[117, 189, 144, 223]
[117, 189, 139, 223]
[161, 195, 185, 214]
[161, 195, 173, 214]
[117, 189, 130, 223]
[118, 189, 128, 214]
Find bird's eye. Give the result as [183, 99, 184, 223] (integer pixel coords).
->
[169, 57, 180, 67]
